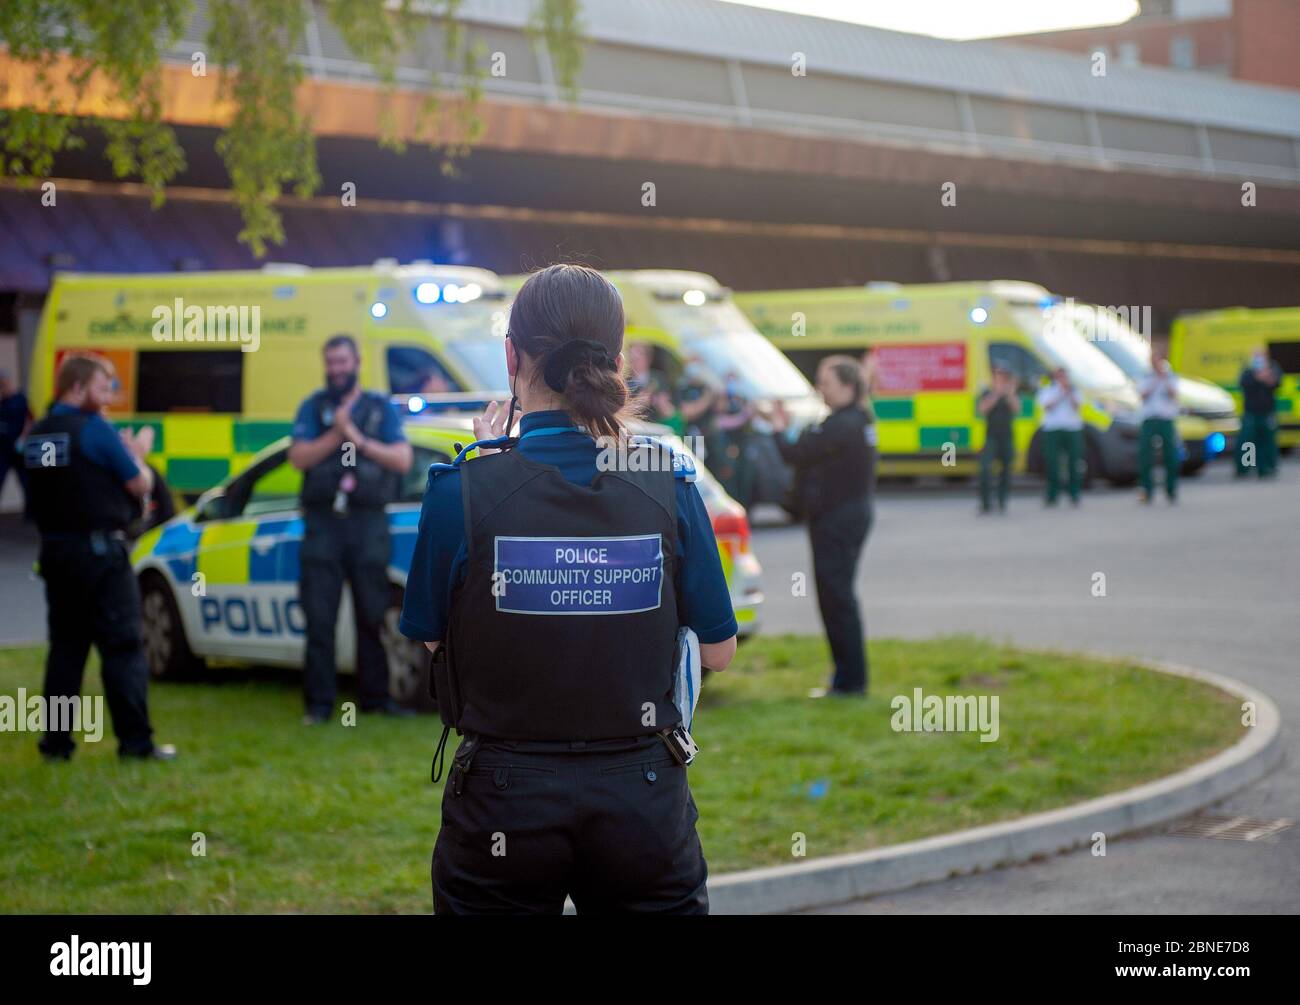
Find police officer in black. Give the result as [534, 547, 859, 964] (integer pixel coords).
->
[400, 264, 738, 914]
[289, 335, 413, 724]
[771, 355, 876, 697]
[25, 354, 175, 760]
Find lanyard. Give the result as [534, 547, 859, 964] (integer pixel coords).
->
[517, 425, 577, 441]
[437, 424, 581, 471]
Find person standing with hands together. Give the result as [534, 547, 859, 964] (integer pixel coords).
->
[1037, 367, 1084, 507]
[289, 334, 412, 725]
[1236, 346, 1283, 479]
[1137, 348, 1180, 504]
[771, 356, 876, 698]
[24, 354, 175, 761]
[977, 364, 1018, 514]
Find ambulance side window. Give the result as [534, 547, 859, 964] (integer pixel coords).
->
[388, 346, 461, 395]
[1267, 342, 1300, 375]
[988, 342, 1047, 396]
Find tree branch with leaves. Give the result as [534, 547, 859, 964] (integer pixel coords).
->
[0, 0, 583, 256]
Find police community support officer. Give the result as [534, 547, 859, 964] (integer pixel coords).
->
[769, 355, 876, 698]
[289, 334, 413, 724]
[25, 354, 175, 761]
[399, 264, 739, 914]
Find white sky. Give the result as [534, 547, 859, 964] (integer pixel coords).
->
[715, 0, 1143, 40]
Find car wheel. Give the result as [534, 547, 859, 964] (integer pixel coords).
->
[139, 572, 203, 679]
[381, 586, 434, 713]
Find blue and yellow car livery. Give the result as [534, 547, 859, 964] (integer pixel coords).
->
[132, 413, 763, 709]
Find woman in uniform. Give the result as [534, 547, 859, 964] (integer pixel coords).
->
[770, 355, 876, 697]
[399, 264, 738, 914]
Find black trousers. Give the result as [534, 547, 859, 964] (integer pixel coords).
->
[38, 536, 154, 756]
[808, 495, 872, 694]
[299, 509, 391, 717]
[433, 735, 710, 914]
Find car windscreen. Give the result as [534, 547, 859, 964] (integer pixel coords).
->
[1009, 303, 1132, 392]
[442, 337, 509, 390]
[412, 304, 510, 390]
[657, 301, 814, 400]
[1069, 305, 1154, 380]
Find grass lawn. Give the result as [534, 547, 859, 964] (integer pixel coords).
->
[0, 636, 1243, 913]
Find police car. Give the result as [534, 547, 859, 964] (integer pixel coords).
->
[132, 412, 764, 710]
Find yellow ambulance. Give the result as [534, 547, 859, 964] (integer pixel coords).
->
[1170, 306, 1300, 450]
[27, 261, 513, 494]
[735, 281, 1143, 484]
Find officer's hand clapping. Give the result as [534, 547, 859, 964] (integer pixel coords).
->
[332, 387, 361, 441]
[120, 425, 154, 459]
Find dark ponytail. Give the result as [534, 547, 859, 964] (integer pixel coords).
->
[508, 264, 631, 441]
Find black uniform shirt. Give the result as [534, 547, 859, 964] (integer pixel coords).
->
[980, 389, 1015, 442]
[1240, 362, 1283, 415]
[776, 403, 874, 518]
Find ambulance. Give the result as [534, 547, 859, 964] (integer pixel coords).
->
[735, 281, 1142, 485]
[1063, 301, 1239, 472]
[27, 261, 514, 496]
[504, 270, 824, 506]
[131, 412, 764, 710]
[1170, 306, 1300, 451]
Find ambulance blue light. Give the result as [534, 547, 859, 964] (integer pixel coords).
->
[370, 302, 388, 319]
[415, 283, 440, 304]
[1206, 432, 1226, 456]
[969, 307, 989, 324]
[408, 396, 426, 414]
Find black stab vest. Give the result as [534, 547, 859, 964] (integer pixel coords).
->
[446, 444, 681, 741]
[25, 410, 138, 535]
[299, 390, 398, 511]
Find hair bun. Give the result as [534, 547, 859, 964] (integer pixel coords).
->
[542, 338, 617, 393]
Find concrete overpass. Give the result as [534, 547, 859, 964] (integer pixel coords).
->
[3, 0, 1299, 330]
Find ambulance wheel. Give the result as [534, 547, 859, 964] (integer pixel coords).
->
[139, 572, 203, 679]
[382, 586, 434, 713]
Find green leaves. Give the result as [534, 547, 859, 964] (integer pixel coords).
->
[1, 0, 584, 257]
[1, 0, 186, 196]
